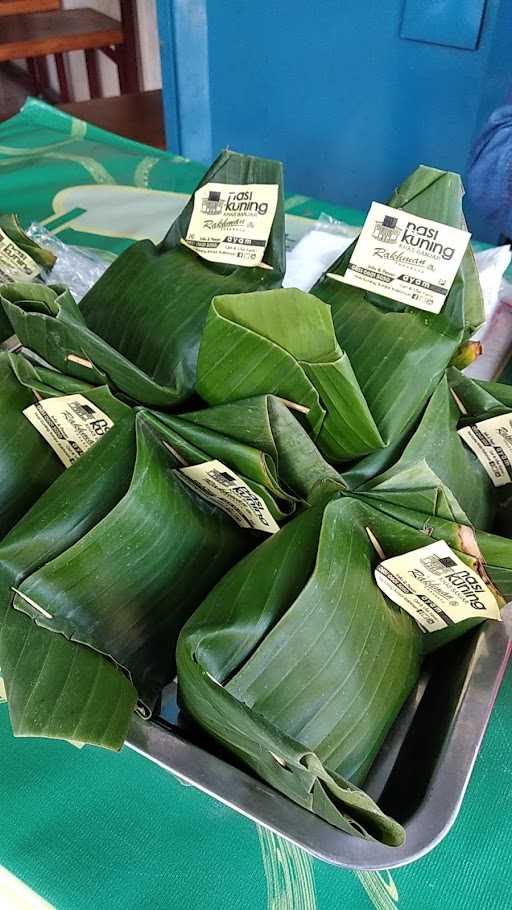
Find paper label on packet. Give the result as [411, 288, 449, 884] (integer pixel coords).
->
[184, 182, 279, 266]
[179, 459, 280, 533]
[24, 394, 114, 468]
[335, 202, 470, 314]
[458, 412, 512, 487]
[374, 540, 500, 632]
[0, 227, 41, 283]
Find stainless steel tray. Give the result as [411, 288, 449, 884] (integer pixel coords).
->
[127, 606, 511, 870]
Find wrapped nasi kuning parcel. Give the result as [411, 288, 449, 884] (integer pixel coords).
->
[350, 371, 512, 650]
[352, 374, 498, 533]
[0, 214, 56, 342]
[0, 393, 342, 748]
[196, 288, 384, 462]
[311, 165, 484, 456]
[0, 350, 130, 539]
[448, 368, 512, 538]
[176, 490, 509, 847]
[0, 151, 285, 408]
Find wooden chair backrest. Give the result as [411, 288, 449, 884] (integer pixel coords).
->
[0, 0, 61, 16]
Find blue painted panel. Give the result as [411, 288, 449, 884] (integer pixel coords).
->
[156, 0, 181, 154]
[157, 0, 212, 161]
[401, 0, 488, 51]
[158, 0, 511, 241]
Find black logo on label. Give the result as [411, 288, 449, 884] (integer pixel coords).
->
[69, 401, 110, 437]
[372, 214, 400, 244]
[71, 402, 96, 420]
[201, 190, 223, 215]
[208, 469, 236, 487]
[437, 556, 457, 568]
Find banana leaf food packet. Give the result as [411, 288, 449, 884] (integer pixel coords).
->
[1, 151, 285, 407]
[313, 166, 484, 460]
[0, 393, 341, 749]
[0, 351, 128, 540]
[0, 213, 56, 342]
[177, 494, 510, 847]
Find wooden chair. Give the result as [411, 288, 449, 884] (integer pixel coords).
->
[0, 1, 60, 13]
[0, 1, 139, 103]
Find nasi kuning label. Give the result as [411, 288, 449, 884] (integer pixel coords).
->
[24, 394, 114, 468]
[458, 413, 512, 487]
[375, 539, 500, 632]
[331, 202, 470, 314]
[180, 459, 280, 533]
[0, 227, 41, 283]
[184, 182, 279, 266]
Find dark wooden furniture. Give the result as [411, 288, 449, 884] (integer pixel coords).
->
[0, 0, 60, 14]
[0, 2, 139, 103]
[59, 90, 165, 149]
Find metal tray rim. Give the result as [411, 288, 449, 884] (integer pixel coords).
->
[127, 607, 512, 870]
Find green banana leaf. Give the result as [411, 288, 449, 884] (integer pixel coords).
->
[354, 374, 496, 530]
[448, 367, 512, 536]
[154, 394, 344, 519]
[342, 370, 512, 651]
[0, 408, 260, 750]
[312, 166, 484, 459]
[449, 367, 512, 418]
[0, 411, 139, 748]
[196, 288, 384, 461]
[1, 151, 285, 407]
[0, 213, 55, 343]
[0, 214, 56, 272]
[177, 492, 509, 846]
[0, 350, 129, 538]
[350, 495, 511, 650]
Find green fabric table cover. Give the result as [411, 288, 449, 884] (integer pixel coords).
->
[0, 98, 511, 910]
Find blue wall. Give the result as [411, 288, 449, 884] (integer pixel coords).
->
[158, 0, 512, 241]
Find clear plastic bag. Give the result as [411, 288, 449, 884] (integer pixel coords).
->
[27, 222, 108, 302]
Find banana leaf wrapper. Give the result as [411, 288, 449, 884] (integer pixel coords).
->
[1, 151, 285, 407]
[0, 410, 139, 748]
[178, 379, 512, 844]
[178, 493, 509, 847]
[352, 374, 497, 531]
[346, 372, 512, 649]
[0, 214, 56, 343]
[448, 367, 512, 536]
[312, 166, 484, 457]
[155, 394, 344, 518]
[196, 288, 384, 461]
[355, 497, 512, 653]
[0, 412, 248, 748]
[2, 400, 327, 749]
[0, 350, 129, 538]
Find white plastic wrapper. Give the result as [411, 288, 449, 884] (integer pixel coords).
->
[283, 214, 358, 291]
[27, 222, 109, 301]
[473, 245, 512, 331]
[466, 245, 512, 380]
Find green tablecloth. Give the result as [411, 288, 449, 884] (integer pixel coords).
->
[0, 98, 510, 910]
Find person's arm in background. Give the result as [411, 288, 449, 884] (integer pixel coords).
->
[467, 94, 512, 239]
